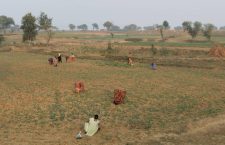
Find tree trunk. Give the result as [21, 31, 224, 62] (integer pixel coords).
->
[160, 29, 164, 41]
[46, 30, 52, 46]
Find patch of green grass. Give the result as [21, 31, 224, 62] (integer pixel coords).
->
[125, 41, 212, 48]
[200, 107, 222, 117]
[176, 95, 198, 113]
[49, 91, 66, 124]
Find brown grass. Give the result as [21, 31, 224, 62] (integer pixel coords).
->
[209, 44, 225, 57]
[1, 32, 225, 145]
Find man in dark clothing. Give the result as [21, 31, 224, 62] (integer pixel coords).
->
[57, 53, 62, 63]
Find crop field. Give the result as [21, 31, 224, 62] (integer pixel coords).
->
[0, 31, 225, 145]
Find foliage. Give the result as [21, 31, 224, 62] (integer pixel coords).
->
[143, 25, 156, 31]
[103, 21, 113, 31]
[69, 24, 76, 31]
[174, 26, 183, 31]
[110, 25, 121, 31]
[123, 24, 138, 31]
[37, 12, 53, 45]
[220, 26, 225, 30]
[182, 21, 202, 39]
[77, 24, 88, 31]
[163, 20, 170, 29]
[38, 12, 52, 30]
[0, 15, 15, 33]
[20, 13, 38, 42]
[182, 21, 192, 32]
[92, 23, 99, 30]
[202, 24, 215, 41]
[156, 21, 170, 41]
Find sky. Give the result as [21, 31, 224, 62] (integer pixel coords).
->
[1, 0, 225, 29]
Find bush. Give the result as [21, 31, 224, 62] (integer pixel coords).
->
[125, 38, 143, 43]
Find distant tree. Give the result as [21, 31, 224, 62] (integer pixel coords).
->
[103, 21, 113, 31]
[163, 21, 170, 29]
[182, 21, 192, 32]
[182, 21, 202, 39]
[37, 12, 53, 45]
[220, 26, 225, 30]
[110, 25, 121, 31]
[143, 25, 156, 31]
[213, 26, 218, 30]
[92, 23, 99, 30]
[123, 24, 138, 31]
[137, 26, 142, 31]
[157, 25, 164, 40]
[52, 26, 58, 31]
[174, 26, 183, 31]
[20, 13, 38, 43]
[10, 25, 20, 33]
[156, 21, 170, 41]
[69, 24, 76, 31]
[0, 34, 4, 44]
[77, 24, 88, 31]
[202, 24, 215, 41]
[0, 15, 15, 34]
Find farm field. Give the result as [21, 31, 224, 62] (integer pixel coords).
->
[1, 31, 225, 145]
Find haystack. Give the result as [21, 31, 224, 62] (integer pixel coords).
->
[209, 44, 225, 57]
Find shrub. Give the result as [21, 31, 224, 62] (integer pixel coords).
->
[209, 43, 225, 57]
[125, 38, 143, 43]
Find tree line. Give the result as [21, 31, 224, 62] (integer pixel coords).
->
[69, 20, 218, 41]
[1, 12, 225, 45]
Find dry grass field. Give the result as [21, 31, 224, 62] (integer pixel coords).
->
[0, 31, 225, 145]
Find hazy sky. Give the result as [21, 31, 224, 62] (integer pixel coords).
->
[1, 0, 225, 29]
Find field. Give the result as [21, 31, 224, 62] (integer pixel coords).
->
[1, 31, 225, 145]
